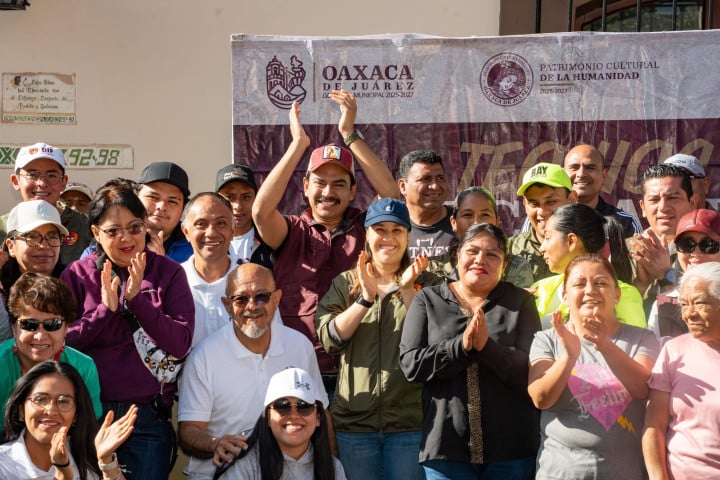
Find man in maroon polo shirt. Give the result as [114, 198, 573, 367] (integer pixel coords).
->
[252, 90, 399, 394]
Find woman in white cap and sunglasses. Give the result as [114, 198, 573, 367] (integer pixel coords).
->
[214, 367, 346, 479]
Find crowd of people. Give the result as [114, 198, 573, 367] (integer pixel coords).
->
[0, 90, 717, 480]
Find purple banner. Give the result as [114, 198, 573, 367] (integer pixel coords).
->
[235, 118, 719, 234]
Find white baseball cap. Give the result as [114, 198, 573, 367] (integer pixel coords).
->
[62, 182, 94, 200]
[7, 200, 69, 236]
[663, 153, 705, 178]
[15, 143, 66, 171]
[263, 368, 324, 408]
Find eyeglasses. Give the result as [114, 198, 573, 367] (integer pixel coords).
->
[676, 236, 720, 254]
[26, 393, 75, 413]
[17, 171, 64, 185]
[229, 291, 275, 307]
[269, 398, 317, 416]
[13, 231, 63, 248]
[18, 317, 65, 332]
[99, 222, 146, 239]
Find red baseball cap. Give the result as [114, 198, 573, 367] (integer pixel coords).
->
[307, 143, 354, 178]
[674, 209, 720, 242]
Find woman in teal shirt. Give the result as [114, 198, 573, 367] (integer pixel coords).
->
[0, 272, 101, 417]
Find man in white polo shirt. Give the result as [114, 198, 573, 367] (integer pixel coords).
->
[181, 192, 283, 347]
[180, 193, 236, 347]
[177, 263, 327, 480]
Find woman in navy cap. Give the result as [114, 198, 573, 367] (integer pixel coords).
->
[316, 197, 441, 480]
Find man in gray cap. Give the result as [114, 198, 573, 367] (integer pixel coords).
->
[0, 142, 91, 265]
[664, 153, 713, 210]
[135, 161, 193, 263]
[215, 164, 273, 269]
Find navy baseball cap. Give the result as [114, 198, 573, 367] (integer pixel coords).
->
[364, 198, 411, 229]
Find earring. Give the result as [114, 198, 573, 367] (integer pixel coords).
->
[12, 344, 18, 354]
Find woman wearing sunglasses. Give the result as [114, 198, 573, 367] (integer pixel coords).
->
[647, 209, 720, 341]
[60, 184, 194, 480]
[214, 367, 345, 480]
[0, 273, 101, 419]
[0, 360, 137, 480]
[0, 200, 69, 342]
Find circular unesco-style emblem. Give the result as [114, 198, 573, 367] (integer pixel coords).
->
[480, 53, 533, 106]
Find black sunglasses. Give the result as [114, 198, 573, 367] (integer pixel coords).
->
[676, 236, 720, 255]
[230, 291, 274, 308]
[269, 398, 317, 416]
[18, 317, 64, 332]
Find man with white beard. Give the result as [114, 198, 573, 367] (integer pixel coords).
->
[177, 263, 327, 480]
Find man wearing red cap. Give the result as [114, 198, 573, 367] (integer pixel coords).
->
[253, 90, 399, 391]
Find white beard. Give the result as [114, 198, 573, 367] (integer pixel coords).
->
[240, 320, 268, 339]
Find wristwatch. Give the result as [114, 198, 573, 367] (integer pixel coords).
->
[355, 294, 373, 308]
[658, 268, 677, 287]
[343, 129, 364, 147]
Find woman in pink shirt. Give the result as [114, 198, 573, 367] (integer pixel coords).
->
[643, 261, 720, 479]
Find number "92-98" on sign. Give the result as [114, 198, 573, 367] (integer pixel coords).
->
[64, 148, 120, 167]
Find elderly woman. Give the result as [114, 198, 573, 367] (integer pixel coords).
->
[61, 184, 194, 480]
[0, 272, 101, 418]
[535, 203, 645, 328]
[316, 198, 440, 480]
[429, 187, 533, 288]
[642, 262, 720, 479]
[0, 200, 68, 342]
[400, 223, 540, 479]
[528, 254, 659, 479]
[0, 360, 137, 480]
[647, 209, 720, 341]
[214, 367, 345, 480]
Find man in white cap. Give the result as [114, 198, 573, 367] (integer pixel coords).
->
[60, 181, 93, 216]
[178, 263, 327, 480]
[0, 143, 91, 265]
[664, 153, 713, 211]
